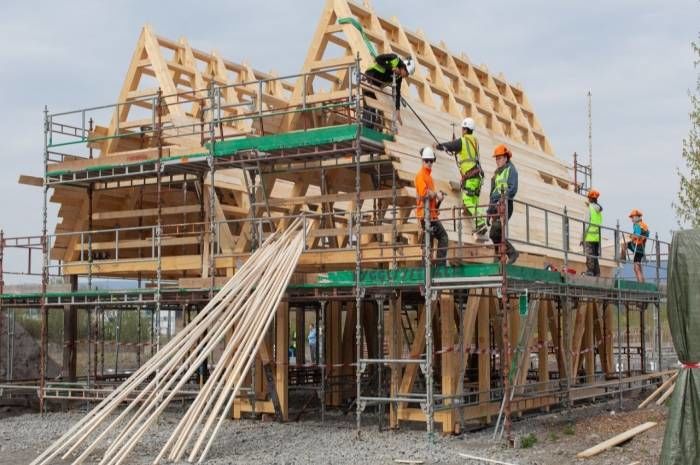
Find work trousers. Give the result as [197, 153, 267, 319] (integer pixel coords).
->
[584, 241, 600, 276]
[424, 220, 449, 266]
[461, 177, 486, 232]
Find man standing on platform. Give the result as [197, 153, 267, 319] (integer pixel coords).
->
[626, 209, 649, 282]
[415, 147, 449, 266]
[434, 117, 488, 240]
[308, 323, 317, 364]
[582, 189, 603, 276]
[487, 144, 519, 264]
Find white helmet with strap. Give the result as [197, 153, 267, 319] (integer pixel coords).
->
[461, 117, 476, 131]
[420, 147, 436, 161]
[404, 56, 416, 75]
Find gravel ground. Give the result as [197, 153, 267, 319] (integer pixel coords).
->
[0, 398, 667, 465]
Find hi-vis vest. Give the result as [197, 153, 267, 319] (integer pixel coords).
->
[585, 204, 602, 243]
[369, 56, 400, 74]
[459, 134, 479, 175]
[492, 165, 511, 196]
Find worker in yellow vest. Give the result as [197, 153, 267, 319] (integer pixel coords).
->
[487, 144, 519, 264]
[582, 189, 603, 276]
[434, 118, 488, 240]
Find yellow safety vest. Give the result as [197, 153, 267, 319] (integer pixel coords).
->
[585, 204, 602, 243]
[459, 134, 479, 175]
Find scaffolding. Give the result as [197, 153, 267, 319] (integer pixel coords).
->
[0, 60, 672, 446]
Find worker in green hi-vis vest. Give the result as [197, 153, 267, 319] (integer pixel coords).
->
[434, 117, 488, 240]
[582, 189, 603, 276]
[487, 144, 519, 264]
[363, 53, 415, 129]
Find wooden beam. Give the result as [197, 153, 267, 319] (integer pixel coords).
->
[275, 302, 289, 420]
[576, 422, 657, 458]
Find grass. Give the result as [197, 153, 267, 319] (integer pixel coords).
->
[563, 424, 575, 435]
[520, 433, 538, 449]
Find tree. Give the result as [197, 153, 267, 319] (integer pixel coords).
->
[675, 38, 700, 228]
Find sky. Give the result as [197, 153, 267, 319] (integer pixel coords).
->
[0, 0, 697, 255]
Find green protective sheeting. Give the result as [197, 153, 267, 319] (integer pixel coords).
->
[659, 229, 700, 465]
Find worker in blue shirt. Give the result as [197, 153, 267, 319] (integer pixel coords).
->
[307, 323, 318, 364]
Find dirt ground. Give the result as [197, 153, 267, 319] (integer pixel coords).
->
[0, 396, 667, 465]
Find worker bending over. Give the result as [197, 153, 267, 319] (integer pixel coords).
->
[583, 189, 603, 276]
[434, 117, 488, 240]
[364, 54, 415, 127]
[627, 209, 649, 282]
[415, 147, 448, 266]
[487, 144, 519, 264]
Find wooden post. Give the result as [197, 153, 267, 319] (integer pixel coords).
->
[327, 301, 342, 406]
[341, 301, 356, 401]
[477, 294, 491, 423]
[388, 292, 402, 429]
[275, 302, 288, 420]
[440, 293, 456, 434]
[62, 275, 79, 382]
[585, 302, 595, 383]
[295, 306, 305, 366]
[537, 300, 550, 395]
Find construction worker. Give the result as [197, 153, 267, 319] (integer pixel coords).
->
[582, 189, 603, 276]
[308, 323, 317, 364]
[626, 209, 649, 282]
[487, 144, 519, 264]
[364, 54, 415, 127]
[434, 117, 488, 240]
[415, 147, 448, 266]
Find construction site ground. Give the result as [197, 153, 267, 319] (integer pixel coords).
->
[0, 396, 666, 465]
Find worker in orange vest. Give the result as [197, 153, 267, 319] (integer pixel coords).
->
[415, 147, 448, 266]
[627, 209, 649, 282]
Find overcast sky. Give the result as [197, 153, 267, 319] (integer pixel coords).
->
[0, 0, 697, 250]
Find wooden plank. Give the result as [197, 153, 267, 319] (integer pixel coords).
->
[571, 302, 589, 383]
[439, 293, 456, 433]
[92, 205, 200, 220]
[275, 302, 289, 420]
[638, 372, 678, 409]
[18, 175, 43, 187]
[576, 422, 657, 458]
[477, 294, 491, 421]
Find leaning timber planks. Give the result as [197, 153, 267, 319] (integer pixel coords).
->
[576, 422, 657, 458]
[30, 218, 305, 465]
[638, 371, 678, 408]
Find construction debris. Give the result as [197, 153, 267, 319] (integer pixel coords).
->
[29, 220, 305, 465]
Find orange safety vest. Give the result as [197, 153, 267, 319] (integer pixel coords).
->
[415, 165, 439, 221]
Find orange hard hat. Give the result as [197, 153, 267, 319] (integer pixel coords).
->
[492, 144, 511, 158]
[587, 189, 600, 200]
[628, 209, 643, 218]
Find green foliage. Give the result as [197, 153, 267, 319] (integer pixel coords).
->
[675, 38, 700, 228]
[548, 431, 559, 441]
[563, 424, 575, 435]
[520, 433, 538, 449]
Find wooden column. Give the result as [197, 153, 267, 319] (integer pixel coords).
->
[295, 306, 305, 366]
[440, 293, 456, 434]
[571, 302, 588, 384]
[388, 292, 402, 429]
[584, 302, 595, 383]
[327, 301, 342, 406]
[538, 300, 550, 406]
[62, 275, 79, 381]
[341, 301, 356, 401]
[275, 302, 289, 420]
[477, 294, 491, 423]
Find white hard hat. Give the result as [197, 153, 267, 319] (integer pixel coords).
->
[404, 56, 416, 75]
[461, 117, 475, 131]
[420, 147, 435, 161]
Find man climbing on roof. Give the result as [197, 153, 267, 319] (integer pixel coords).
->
[364, 54, 415, 128]
[582, 189, 603, 276]
[434, 117, 488, 241]
[487, 144, 519, 264]
[626, 209, 649, 283]
[415, 147, 448, 266]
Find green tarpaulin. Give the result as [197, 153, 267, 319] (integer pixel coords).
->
[660, 229, 700, 465]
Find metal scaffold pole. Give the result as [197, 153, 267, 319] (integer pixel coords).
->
[423, 199, 435, 440]
[353, 53, 365, 434]
[155, 89, 164, 355]
[40, 106, 50, 414]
